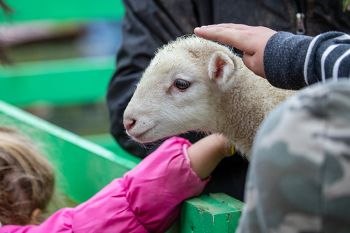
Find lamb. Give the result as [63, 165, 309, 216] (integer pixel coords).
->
[123, 35, 293, 158]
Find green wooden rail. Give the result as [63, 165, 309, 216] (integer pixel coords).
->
[0, 57, 114, 106]
[0, 100, 243, 232]
[0, 0, 124, 22]
[0, 0, 123, 107]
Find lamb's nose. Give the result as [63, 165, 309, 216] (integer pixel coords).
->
[124, 118, 136, 131]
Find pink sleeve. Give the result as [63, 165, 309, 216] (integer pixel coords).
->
[0, 137, 208, 233]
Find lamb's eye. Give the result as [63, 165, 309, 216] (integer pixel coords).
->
[174, 79, 191, 90]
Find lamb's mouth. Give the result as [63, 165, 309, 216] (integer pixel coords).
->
[128, 126, 158, 143]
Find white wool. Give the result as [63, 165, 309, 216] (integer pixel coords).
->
[123, 35, 293, 158]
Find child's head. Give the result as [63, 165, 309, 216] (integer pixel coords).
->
[0, 127, 55, 225]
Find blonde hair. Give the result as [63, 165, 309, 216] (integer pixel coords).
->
[0, 127, 54, 225]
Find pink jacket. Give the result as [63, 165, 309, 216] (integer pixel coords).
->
[1, 137, 208, 233]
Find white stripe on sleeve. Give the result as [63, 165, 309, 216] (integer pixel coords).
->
[304, 35, 322, 85]
[332, 49, 350, 81]
[321, 45, 339, 82]
[335, 34, 350, 41]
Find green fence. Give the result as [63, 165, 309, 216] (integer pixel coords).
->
[0, 0, 122, 107]
[0, 0, 124, 22]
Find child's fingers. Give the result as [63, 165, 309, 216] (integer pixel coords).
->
[194, 27, 255, 53]
[198, 23, 252, 31]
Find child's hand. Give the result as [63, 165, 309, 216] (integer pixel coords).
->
[187, 134, 232, 179]
[194, 24, 277, 78]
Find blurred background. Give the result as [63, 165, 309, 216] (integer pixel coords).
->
[0, 0, 124, 149]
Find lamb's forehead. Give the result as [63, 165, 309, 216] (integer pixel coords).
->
[156, 35, 229, 58]
[146, 36, 231, 74]
[140, 36, 235, 84]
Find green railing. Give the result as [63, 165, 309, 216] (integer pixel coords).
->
[0, 0, 122, 107]
[0, 57, 114, 106]
[0, 0, 124, 22]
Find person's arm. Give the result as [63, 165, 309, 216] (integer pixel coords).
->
[195, 24, 350, 90]
[119, 135, 229, 232]
[264, 31, 350, 89]
[0, 135, 229, 233]
[187, 134, 230, 179]
[107, 0, 200, 157]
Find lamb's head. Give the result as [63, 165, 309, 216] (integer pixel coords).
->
[123, 35, 245, 143]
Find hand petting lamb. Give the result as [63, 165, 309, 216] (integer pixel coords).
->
[123, 35, 293, 158]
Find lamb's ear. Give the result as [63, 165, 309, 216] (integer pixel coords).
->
[208, 51, 235, 90]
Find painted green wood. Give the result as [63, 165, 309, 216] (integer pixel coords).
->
[0, 57, 114, 106]
[84, 133, 141, 164]
[0, 0, 123, 107]
[180, 194, 243, 233]
[0, 0, 124, 23]
[0, 100, 138, 203]
[210, 193, 244, 230]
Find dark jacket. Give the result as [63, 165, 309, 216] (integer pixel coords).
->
[107, 0, 350, 200]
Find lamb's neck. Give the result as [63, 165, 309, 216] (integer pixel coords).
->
[216, 72, 270, 154]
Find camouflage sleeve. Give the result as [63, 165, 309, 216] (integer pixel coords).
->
[264, 31, 350, 90]
[237, 80, 350, 233]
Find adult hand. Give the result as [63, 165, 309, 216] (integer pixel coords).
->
[194, 24, 276, 78]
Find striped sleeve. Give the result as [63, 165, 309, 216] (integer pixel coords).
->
[264, 31, 350, 90]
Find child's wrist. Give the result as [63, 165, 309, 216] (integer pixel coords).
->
[187, 133, 232, 179]
[210, 134, 233, 158]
